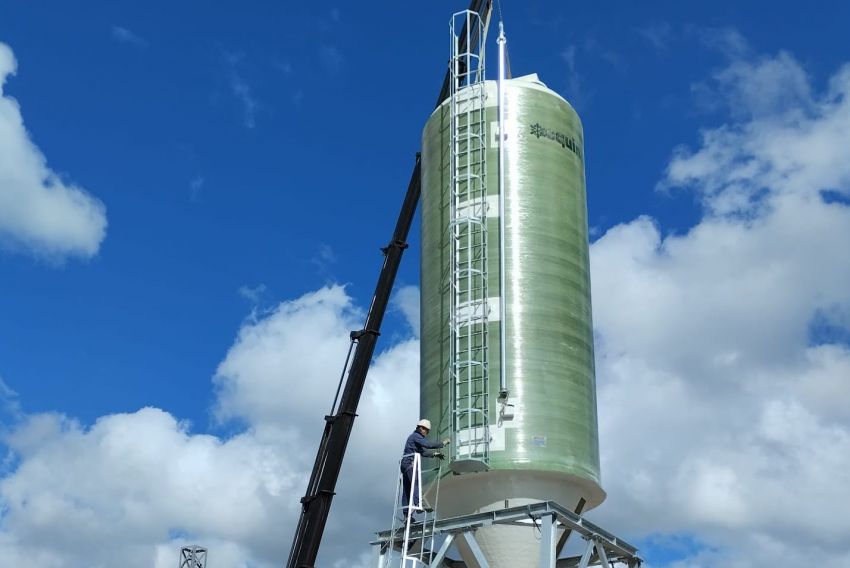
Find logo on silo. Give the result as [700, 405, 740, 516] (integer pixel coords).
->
[530, 122, 583, 160]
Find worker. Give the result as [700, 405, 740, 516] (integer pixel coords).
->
[400, 419, 449, 516]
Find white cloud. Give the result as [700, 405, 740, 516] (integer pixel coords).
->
[110, 26, 148, 49]
[311, 242, 336, 274]
[561, 45, 584, 107]
[189, 175, 204, 201]
[0, 43, 107, 259]
[0, 409, 299, 567]
[589, 42, 850, 566]
[213, 285, 420, 563]
[667, 53, 850, 216]
[224, 53, 260, 129]
[0, 376, 22, 419]
[213, 285, 361, 429]
[211, 284, 420, 561]
[393, 285, 420, 337]
[636, 22, 673, 52]
[237, 282, 267, 304]
[0, 285, 419, 567]
[319, 45, 344, 74]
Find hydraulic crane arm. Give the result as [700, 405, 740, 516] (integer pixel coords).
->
[285, 2, 492, 566]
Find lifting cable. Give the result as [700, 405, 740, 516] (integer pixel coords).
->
[329, 337, 356, 416]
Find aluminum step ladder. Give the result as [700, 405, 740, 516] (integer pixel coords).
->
[382, 453, 442, 568]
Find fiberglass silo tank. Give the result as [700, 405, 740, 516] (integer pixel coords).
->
[420, 72, 605, 566]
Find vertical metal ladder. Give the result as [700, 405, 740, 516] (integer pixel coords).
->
[448, 9, 490, 471]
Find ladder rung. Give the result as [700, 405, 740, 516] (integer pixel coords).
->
[449, 63, 490, 470]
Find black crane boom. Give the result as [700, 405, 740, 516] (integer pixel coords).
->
[285, 3, 492, 566]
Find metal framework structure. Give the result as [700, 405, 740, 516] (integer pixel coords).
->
[385, 453, 442, 568]
[448, 9, 491, 470]
[372, 501, 642, 568]
[179, 545, 207, 568]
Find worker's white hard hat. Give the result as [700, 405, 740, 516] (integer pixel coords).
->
[417, 419, 432, 430]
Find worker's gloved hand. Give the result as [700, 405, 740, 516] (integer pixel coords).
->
[442, 438, 450, 447]
[432, 451, 445, 461]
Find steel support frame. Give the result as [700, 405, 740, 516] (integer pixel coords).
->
[539, 512, 557, 568]
[179, 545, 208, 568]
[372, 501, 641, 568]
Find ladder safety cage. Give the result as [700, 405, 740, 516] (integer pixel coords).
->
[448, 9, 491, 469]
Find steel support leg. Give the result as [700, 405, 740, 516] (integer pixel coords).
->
[372, 541, 386, 568]
[595, 540, 610, 567]
[455, 531, 490, 568]
[538, 513, 557, 568]
[578, 539, 594, 568]
[556, 498, 586, 557]
[429, 533, 455, 567]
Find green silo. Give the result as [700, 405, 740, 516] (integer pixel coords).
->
[420, 74, 604, 552]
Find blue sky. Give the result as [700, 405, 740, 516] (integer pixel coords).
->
[1, 1, 850, 567]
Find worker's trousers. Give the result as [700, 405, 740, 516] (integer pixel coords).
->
[400, 462, 420, 512]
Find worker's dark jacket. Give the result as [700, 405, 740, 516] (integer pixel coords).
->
[400, 430, 443, 468]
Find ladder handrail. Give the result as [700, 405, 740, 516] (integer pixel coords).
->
[383, 453, 444, 568]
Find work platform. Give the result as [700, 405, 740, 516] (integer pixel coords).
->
[372, 500, 642, 568]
